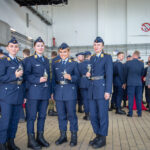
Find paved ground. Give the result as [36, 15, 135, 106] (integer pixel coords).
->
[15, 108, 150, 150]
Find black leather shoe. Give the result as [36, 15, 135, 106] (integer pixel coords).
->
[7, 139, 20, 150]
[89, 134, 100, 146]
[48, 110, 58, 116]
[109, 103, 116, 111]
[83, 113, 90, 120]
[28, 134, 41, 150]
[0, 143, 7, 150]
[127, 114, 132, 117]
[55, 131, 67, 145]
[123, 101, 126, 107]
[78, 105, 84, 113]
[138, 114, 142, 117]
[92, 136, 106, 149]
[37, 132, 50, 147]
[70, 132, 77, 147]
[116, 108, 126, 115]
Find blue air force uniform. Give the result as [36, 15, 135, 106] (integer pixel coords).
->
[52, 43, 79, 146]
[52, 49, 79, 132]
[124, 58, 144, 116]
[24, 38, 51, 136]
[88, 37, 113, 145]
[77, 51, 91, 118]
[0, 38, 24, 146]
[112, 60, 125, 110]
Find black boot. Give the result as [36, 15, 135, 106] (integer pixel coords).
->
[78, 105, 83, 113]
[123, 100, 126, 107]
[116, 108, 126, 115]
[7, 139, 20, 150]
[83, 113, 90, 120]
[48, 109, 58, 116]
[0, 143, 7, 150]
[92, 136, 106, 149]
[70, 132, 77, 147]
[89, 134, 101, 146]
[146, 103, 149, 108]
[37, 132, 50, 147]
[28, 134, 41, 150]
[55, 131, 67, 145]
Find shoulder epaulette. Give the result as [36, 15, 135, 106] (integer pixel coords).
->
[91, 54, 96, 57]
[17, 57, 22, 61]
[55, 59, 61, 63]
[0, 56, 7, 60]
[104, 53, 111, 55]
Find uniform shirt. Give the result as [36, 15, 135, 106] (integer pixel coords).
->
[24, 54, 51, 100]
[52, 58, 80, 101]
[77, 59, 90, 89]
[124, 58, 144, 86]
[88, 51, 113, 100]
[113, 60, 124, 86]
[0, 55, 24, 104]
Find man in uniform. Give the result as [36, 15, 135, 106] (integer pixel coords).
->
[0, 37, 24, 150]
[78, 51, 91, 120]
[111, 52, 126, 114]
[86, 37, 113, 149]
[48, 51, 58, 116]
[52, 43, 79, 147]
[124, 51, 144, 117]
[0, 49, 5, 58]
[76, 52, 85, 113]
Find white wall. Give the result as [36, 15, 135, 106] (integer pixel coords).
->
[0, 0, 52, 46]
[52, 0, 97, 47]
[0, 0, 150, 47]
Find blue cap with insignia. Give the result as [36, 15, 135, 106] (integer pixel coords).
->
[59, 43, 69, 50]
[34, 37, 44, 45]
[8, 37, 18, 44]
[84, 51, 91, 56]
[76, 52, 85, 57]
[94, 36, 104, 44]
[127, 55, 131, 58]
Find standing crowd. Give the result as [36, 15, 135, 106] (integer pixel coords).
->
[0, 36, 150, 150]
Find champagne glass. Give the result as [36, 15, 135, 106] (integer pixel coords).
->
[43, 69, 48, 87]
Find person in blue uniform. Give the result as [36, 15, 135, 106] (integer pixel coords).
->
[86, 37, 113, 149]
[76, 52, 85, 113]
[122, 55, 132, 107]
[124, 51, 144, 117]
[24, 37, 51, 150]
[78, 51, 91, 120]
[0, 37, 24, 150]
[111, 52, 126, 115]
[52, 43, 79, 147]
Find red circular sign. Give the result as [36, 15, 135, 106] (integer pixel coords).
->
[141, 23, 150, 32]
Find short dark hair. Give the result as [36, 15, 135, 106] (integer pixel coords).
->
[133, 50, 140, 57]
[51, 51, 57, 57]
[23, 49, 30, 56]
[117, 52, 124, 56]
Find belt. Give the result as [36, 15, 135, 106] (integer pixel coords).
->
[8, 81, 22, 85]
[90, 76, 104, 80]
[56, 81, 69, 85]
[82, 75, 86, 78]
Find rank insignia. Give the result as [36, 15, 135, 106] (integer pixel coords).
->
[7, 57, 11, 61]
[101, 54, 104, 58]
[34, 55, 37, 59]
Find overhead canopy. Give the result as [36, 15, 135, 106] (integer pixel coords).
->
[14, 0, 68, 6]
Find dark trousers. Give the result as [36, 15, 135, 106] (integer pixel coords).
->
[56, 100, 78, 132]
[80, 88, 89, 113]
[145, 86, 150, 104]
[111, 85, 117, 105]
[26, 100, 48, 134]
[0, 101, 21, 143]
[89, 99, 109, 136]
[114, 86, 124, 109]
[127, 86, 142, 116]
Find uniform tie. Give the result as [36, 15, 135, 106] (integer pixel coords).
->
[13, 58, 18, 63]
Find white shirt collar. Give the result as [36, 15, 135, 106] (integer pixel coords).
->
[9, 54, 16, 60]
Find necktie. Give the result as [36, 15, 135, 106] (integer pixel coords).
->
[14, 58, 18, 63]
[62, 60, 65, 65]
[40, 56, 44, 62]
